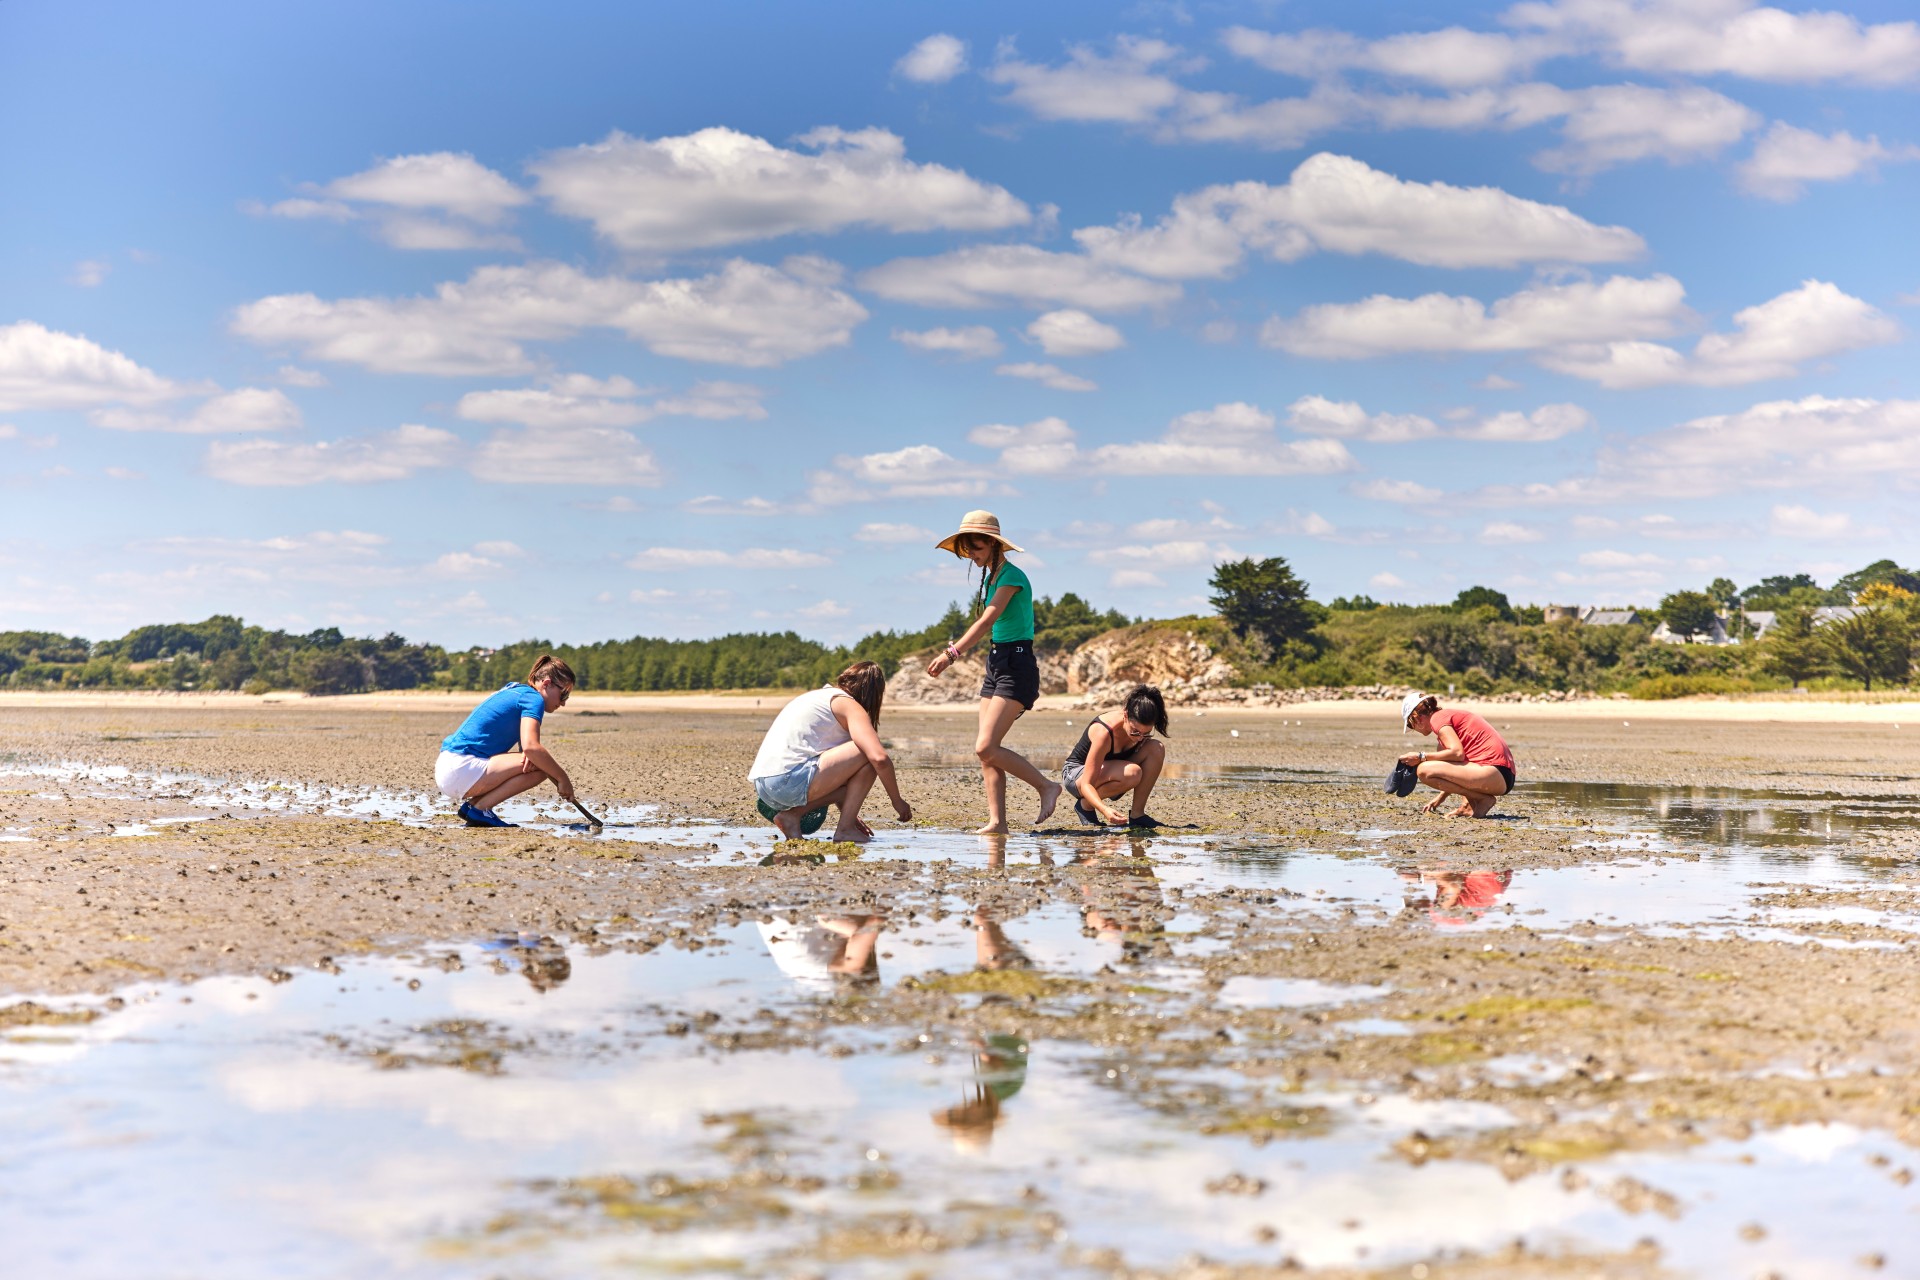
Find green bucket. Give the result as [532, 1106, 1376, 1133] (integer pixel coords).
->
[757, 797, 828, 836]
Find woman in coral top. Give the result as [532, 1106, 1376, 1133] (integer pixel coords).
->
[1398, 693, 1517, 818]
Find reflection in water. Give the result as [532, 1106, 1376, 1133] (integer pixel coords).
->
[1068, 833, 1173, 964]
[932, 1033, 1032, 1152]
[756, 915, 884, 993]
[1523, 780, 1920, 848]
[1400, 867, 1514, 926]
[932, 907, 1038, 1152]
[478, 933, 573, 991]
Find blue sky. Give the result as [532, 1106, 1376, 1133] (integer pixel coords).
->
[4, 0, 1917, 647]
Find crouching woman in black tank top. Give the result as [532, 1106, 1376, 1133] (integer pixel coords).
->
[1063, 685, 1169, 828]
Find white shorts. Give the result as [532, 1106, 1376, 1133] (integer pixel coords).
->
[434, 750, 492, 802]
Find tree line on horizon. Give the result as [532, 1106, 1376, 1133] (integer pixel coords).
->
[3, 556, 1916, 698]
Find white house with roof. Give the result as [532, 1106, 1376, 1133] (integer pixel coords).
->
[1651, 615, 1734, 645]
[1742, 607, 1861, 641]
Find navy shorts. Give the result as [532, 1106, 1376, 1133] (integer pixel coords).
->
[980, 640, 1040, 710]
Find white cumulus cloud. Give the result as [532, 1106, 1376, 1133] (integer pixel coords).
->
[808, 444, 994, 505]
[627, 547, 832, 571]
[1479, 521, 1546, 544]
[1767, 504, 1855, 538]
[1264, 274, 1687, 359]
[986, 36, 1192, 124]
[1537, 280, 1897, 387]
[1074, 153, 1645, 278]
[1026, 309, 1126, 356]
[891, 326, 1004, 359]
[231, 259, 867, 374]
[978, 403, 1358, 477]
[1507, 0, 1920, 85]
[854, 522, 938, 543]
[1737, 122, 1920, 200]
[1224, 24, 1550, 89]
[456, 375, 768, 428]
[469, 426, 664, 486]
[997, 361, 1098, 392]
[204, 424, 462, 486]
[896, 33, 969, 83]
[860, 243, 1181, 311]
[93, 387, 302, 434]
[530, 126, 1027, 251]
[258, 152, 528, 250]
[1353, 478, 1444, 504]
[0, 321, 184, 412]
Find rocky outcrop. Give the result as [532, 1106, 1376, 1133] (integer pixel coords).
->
[885, 623, 1607, 709]
[1066, 624, 1236, 706]
[885, 645, 1071, 706]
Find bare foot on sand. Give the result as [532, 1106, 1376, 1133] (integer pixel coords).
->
[975, 821, 1009, 835]
[1448, 802, 1476, 818]
[1035, 780, 1062, 825]
[774, 809, 804, 839]
[831, 818, 874, 843]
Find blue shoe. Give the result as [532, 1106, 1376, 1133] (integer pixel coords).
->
[459, 802, 516, 828]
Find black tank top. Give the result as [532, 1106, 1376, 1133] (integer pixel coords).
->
[1066, 714, 1141, 767]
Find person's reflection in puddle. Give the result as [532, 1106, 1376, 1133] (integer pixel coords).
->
[1065, 832, 1171, 964]
[969, 907, 1033, 971]
[931, 905, 1035, 1151]
[1400, 866, 1513, 926]
[479, 933, 573, 991]
[756, 914, 885, 994]
[931, 1032, 1031, 1152]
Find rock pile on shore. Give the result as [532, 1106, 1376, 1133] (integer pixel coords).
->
[885, 622, 1610, 709]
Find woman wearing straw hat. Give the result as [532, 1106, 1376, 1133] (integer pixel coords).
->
[926, 511, 1064, 834]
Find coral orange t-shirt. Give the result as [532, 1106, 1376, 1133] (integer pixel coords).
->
[1432, 709, 1515, 770]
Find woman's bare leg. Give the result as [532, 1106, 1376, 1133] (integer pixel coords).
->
[767, 741, 871, 839]
[468, 752, 549, 812]
[1126, 740, 1165, 819]
[1415, 759, 1505, 819]
[975, 696, 1061, 833]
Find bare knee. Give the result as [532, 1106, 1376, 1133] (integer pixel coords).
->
[1137, 739, 1166, 765]
[975, 741, 998, 764]
[1415, 760, 1446, 785]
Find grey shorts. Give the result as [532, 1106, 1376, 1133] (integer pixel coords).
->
[1062, 759, 1085, 793]
[752, 757, 819, 812]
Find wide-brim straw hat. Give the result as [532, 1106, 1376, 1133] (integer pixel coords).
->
[936, 510, 1024, 555]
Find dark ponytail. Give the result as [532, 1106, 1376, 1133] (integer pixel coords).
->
[526, 653, 576, 687]
[1124, 685, 1168, 736]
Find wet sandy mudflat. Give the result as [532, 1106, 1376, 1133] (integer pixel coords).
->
[2, 701, 1919, 1278]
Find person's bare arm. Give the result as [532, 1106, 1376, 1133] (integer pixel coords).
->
[1400, 724, 1465, 767]
[518, 716, 574, 800]
[926, 585, 1018, 676]
[838, 698, 911, 821]
[1428, 724, 1465, 764]
[1078, 722, 1126, 824]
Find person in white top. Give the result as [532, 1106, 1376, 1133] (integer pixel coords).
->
[748, 660, 911, 842]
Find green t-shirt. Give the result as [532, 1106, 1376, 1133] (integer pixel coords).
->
[987, 560, 1034, 642]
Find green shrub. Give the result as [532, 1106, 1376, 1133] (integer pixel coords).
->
[1628, 674, 1772, 700]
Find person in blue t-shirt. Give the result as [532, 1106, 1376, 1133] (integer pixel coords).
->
[434, 654, 578, 828]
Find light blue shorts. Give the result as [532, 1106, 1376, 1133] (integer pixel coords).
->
[753, 757, 819, 812]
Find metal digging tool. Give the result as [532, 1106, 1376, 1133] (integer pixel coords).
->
[569, 798, 604, 831]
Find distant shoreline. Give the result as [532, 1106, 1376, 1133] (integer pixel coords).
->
[1, 687, 1916, 722]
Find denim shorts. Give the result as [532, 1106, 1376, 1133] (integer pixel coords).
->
[753, 756, 819, 812]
